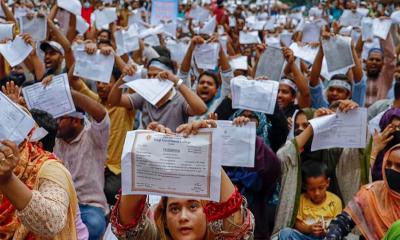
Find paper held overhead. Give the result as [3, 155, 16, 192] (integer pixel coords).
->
[57, 0, 82, 16]
[0, 36, 33, 67]
[231, 76, 279, 114]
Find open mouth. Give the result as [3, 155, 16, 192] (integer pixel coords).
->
[179, 227, 193, 235]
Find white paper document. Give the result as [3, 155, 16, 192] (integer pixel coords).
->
[94, 8, 117, 29]
[57, 0, 81, 16]
[193, 43, 219, 70]
[22, 73, 75, 118]
[340, 10, 362, 27]
[0, 36, 33, 67]
[239, 31, 260, 44]
[0, 23, 13, 41]
[391, 10, 400, 24]
[372, 18, 392, 40]
[122, 78, 173, 106]
[188, 6, 210, 22]
[361, 17, 373, 41]
[229, 56, 248, 70]
[289, 42, 319, 64]
[76, 15, 89, 34]
[322, 36, 354, 73]
[309, 108, 367, 151]
[166, 39, 189, 64]
[73, 50, 115, 83]
[114, 25, 140, 56]
[0, 91, 36, 145]
[19, 16, 47, 41]
[302, 22, 320, 43]
[121, 130, 221, 201]
[255, 46, 285, 81]
[215, 121, 256, 167]
[231, 76, 279, 114]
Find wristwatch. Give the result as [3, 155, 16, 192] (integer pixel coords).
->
[175, 79, 184, 90]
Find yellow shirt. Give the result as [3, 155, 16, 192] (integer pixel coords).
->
[77, 82, 135, 175]
[296, 191, 342, 226]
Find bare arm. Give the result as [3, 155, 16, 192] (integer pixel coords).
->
[71, 89, 107, 122]
[1, 1, 16, 23]
[309, 45, 324, 87]
[351, 42, 363, 82]
[47, 19, 75, 70]
[108, 77, 134, 109]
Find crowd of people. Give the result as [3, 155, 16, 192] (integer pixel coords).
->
[0, 0, 400, 239]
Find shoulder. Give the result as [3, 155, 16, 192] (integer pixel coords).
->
[325, 192, 342, 206]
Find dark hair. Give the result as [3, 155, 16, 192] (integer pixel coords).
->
[30, 109, 58, 152]
[112, 67, 122, 81]
[280, 76, 297, 96]
[97, 39, 112, 47]
[301, 161, 329, 184]
[148, 56, 177, 74]
[198, 71, 220, 88]
[152, 46, 172, 59]
[395, 81, 400, 100]
[97, 29, 112, 40]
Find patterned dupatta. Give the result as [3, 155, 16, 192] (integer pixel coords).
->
[0, 141, 56, 239]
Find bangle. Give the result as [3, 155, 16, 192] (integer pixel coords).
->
[110, 190, 147, 234]
[203, 186, 243, 222]
[175, 79, 184, 90]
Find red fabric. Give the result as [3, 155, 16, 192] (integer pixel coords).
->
[203, 186, 242, 222]
[81, 6, 94, 25]
[213, 7, 226, 24]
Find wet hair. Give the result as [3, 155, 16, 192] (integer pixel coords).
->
[301, 161, 329, 185]
[198, 71, 220, 88]
[153, 46, 172, 59]
[30, 109, 57, 152]
[148, 56, 177, 74]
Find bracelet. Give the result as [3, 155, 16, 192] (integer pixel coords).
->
[203, 186, 243, 222]
[110, 190, 147, 234]
[175, 79, 184, 90]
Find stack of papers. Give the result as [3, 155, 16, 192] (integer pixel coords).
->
[22, 73, 75, 118]
[73, 50, 115, 83]
[231, 76, 279, 114]
[122, 78, 173, 106]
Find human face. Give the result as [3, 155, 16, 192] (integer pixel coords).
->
[44, 50, 63, 70]
[326, 86, 350, 103]
[295, 113, 309, 132]
[166, 198, 207, 240]
[196, 75, 217, 103]
[241, 110, 259, 127]
[366, 52, 384, 77]
[305, 176, 330, 205]
[147, 66, 164, 78]
[385, 149, 400, 173]
[277, 84, 295, 110]
[98, 31, 111, 42]
[96, 80, 114, 102]
[56, 116, 78, 141]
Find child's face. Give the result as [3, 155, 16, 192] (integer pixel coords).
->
[305, 176, 329, 205]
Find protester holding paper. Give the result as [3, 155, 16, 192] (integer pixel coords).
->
[274, 100, 367, 234]
[111, 119, 255, 239]
[108, 58, 207, 130]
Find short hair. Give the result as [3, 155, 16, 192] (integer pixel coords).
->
[112, 67, 122, 81]
[30, 109, 57, 152]
[97, 29, 112, 40]
[301, 161, 329, 184]
[152, 46, 172, 59]
[198, 71, 220, 88]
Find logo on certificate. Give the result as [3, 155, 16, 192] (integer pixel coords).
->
[146, 135, 152, 141]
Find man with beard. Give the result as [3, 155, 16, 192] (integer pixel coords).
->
[53, 88, 110, 239]
[357, 34, 396, 107]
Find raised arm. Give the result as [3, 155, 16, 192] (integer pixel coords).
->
[21, 34, 45, 81]
[159, 71, 207, 116]
[1, 1, 16, 23]
[283, 47, 311, 108]
[180, 36, 204, 74]
[71, 89, 107, 123]
[47, 19, 75, 70]
[351, 40, 363, 82]
[380, 33, 396, 90]
[107, 76, 135, 109]
[309, 44, 324, 87]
